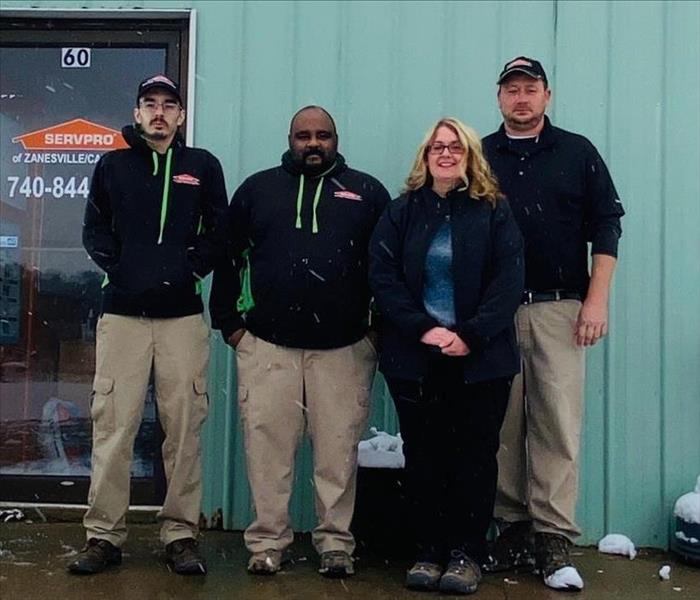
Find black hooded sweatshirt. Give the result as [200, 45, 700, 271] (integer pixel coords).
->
[209, 151, 391, 349]
[83, 125, 228, 318]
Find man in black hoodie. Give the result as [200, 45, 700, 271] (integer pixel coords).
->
[69, 75, 227, 576]
[210, 106, 390, 578]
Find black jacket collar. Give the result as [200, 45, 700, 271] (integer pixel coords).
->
[280, 150, 347, 178]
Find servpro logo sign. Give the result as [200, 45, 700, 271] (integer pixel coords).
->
[10, 118, 127, 166]
[12, 118, 127, 151]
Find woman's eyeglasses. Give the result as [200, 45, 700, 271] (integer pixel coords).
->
[427, 142, 465, 155]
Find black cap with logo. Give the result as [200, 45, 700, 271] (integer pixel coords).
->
[497, 56, 548, 87]
[136, 74, 182, 106]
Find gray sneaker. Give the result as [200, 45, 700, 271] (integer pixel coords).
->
[405, 561, 442, 590]
[247, 549, 282, 575]
[439, 551, 481, 595]
[318, 550, 355, 578]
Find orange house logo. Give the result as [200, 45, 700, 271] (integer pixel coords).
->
[12, 118, 128, 151]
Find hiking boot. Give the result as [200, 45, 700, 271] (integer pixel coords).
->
[67, 538, 121, 574]
[534, 532, 584, 591]
[318, 550, 355, 578]
[439, 550, 482, 595]
[165, 538, 207, 575]
[482, 520, 535, 573]
[247, 549, 282, 575]
[405, 561, 442, 590]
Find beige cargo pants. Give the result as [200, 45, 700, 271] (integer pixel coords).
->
[495, 300, 585, 542]
[236, 332, 376, 556]
[83, 313, 210, 547]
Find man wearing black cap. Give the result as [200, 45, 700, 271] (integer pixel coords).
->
[482, 57, 625, 590]
[210, 105, 390, 578]
[68, 74, 228, 575]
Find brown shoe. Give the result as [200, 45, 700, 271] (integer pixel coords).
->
[67, 538, 121, 575]
[534, 532, 584, 590]
[439, 551, 481, 595]
[247, 549, 282, 575]
[405, 561, 442, 590]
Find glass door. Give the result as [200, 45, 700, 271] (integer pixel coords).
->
[0, 15, 189, 504]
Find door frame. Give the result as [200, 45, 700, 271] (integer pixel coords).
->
[0, 8, 195, 506]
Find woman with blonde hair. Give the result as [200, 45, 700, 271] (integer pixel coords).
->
[369, 118, 524, 595]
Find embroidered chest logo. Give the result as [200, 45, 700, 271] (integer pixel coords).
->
[334, 190, 363, 202]
[172, 173, 201, 186]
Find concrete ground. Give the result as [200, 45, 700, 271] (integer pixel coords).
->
[1, 519, 699, 600]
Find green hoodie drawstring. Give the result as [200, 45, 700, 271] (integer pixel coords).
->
[295, 174, 305, 230]
[157, 147, 173, 244]
[294, 173, 327, 234]
[311, 177, 324, 234]
[151, 151, 159, 176]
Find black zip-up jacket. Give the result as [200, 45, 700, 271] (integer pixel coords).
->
[210, 151, 391, 349]
[483, 116, 624, 296]
[369, 187, 524, 384]
[83, 125, 228, 318]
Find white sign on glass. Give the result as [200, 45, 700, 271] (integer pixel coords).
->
[61, 48, 91, 68]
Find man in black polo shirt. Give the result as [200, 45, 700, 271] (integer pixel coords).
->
[482, 57, 624, 591]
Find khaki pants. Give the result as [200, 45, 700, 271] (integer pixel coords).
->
[83, 313, 210, 547]
[495, 300, 585, 542]
[236, 332, 376, 555]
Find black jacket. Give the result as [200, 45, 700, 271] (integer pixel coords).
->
[369, 187, 524, 384]
[210, 151, 391, 349]
[483, 116, 624, 296]
[83, 125, 228, 318]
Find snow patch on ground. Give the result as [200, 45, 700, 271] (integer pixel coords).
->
[598, 534, 637, 559]
[659, 565, 671, 580]
[674, 475, 700, 524]
[358, 428, 405, 468]
[59, 545, 78, 558]
[544, 566, 584, 590]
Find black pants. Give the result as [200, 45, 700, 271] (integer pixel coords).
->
[388, 359, 511, 564]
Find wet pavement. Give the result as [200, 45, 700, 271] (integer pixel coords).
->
[1, 520, 699, 600]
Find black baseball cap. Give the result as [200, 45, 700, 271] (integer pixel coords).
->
[136, 74, 182, 106]
[497, 56, 548, 86]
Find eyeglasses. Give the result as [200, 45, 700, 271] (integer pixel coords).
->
[139, 99, 181, 114]
[427, 142, 465, 155]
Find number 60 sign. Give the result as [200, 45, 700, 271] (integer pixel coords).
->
[61, 48, 91, 68]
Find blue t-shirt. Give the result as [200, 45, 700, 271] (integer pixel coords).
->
[423, 220, 456, 328]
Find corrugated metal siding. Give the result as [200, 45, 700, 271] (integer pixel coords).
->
[4, 0, 698, 547]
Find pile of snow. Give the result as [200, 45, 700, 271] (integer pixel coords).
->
[358, 427, 404, 468]
[0, 509, 25, 523]
[675, 530, 699, 544]
[544, 566, 584, 590]
[658, 565, 671, 580]
[674, 475, 700, 524]
[598, 533, 637, 559]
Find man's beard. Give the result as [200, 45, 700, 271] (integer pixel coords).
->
[294, 148, 334, 175]
[136, 122, 169, 141]
[505, 109, 544, 132]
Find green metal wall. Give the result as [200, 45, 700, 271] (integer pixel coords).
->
[5, 0, 699, 548]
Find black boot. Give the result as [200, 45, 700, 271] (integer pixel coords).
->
[482, 520, 535, 573]
[165, 538, 207, 575]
